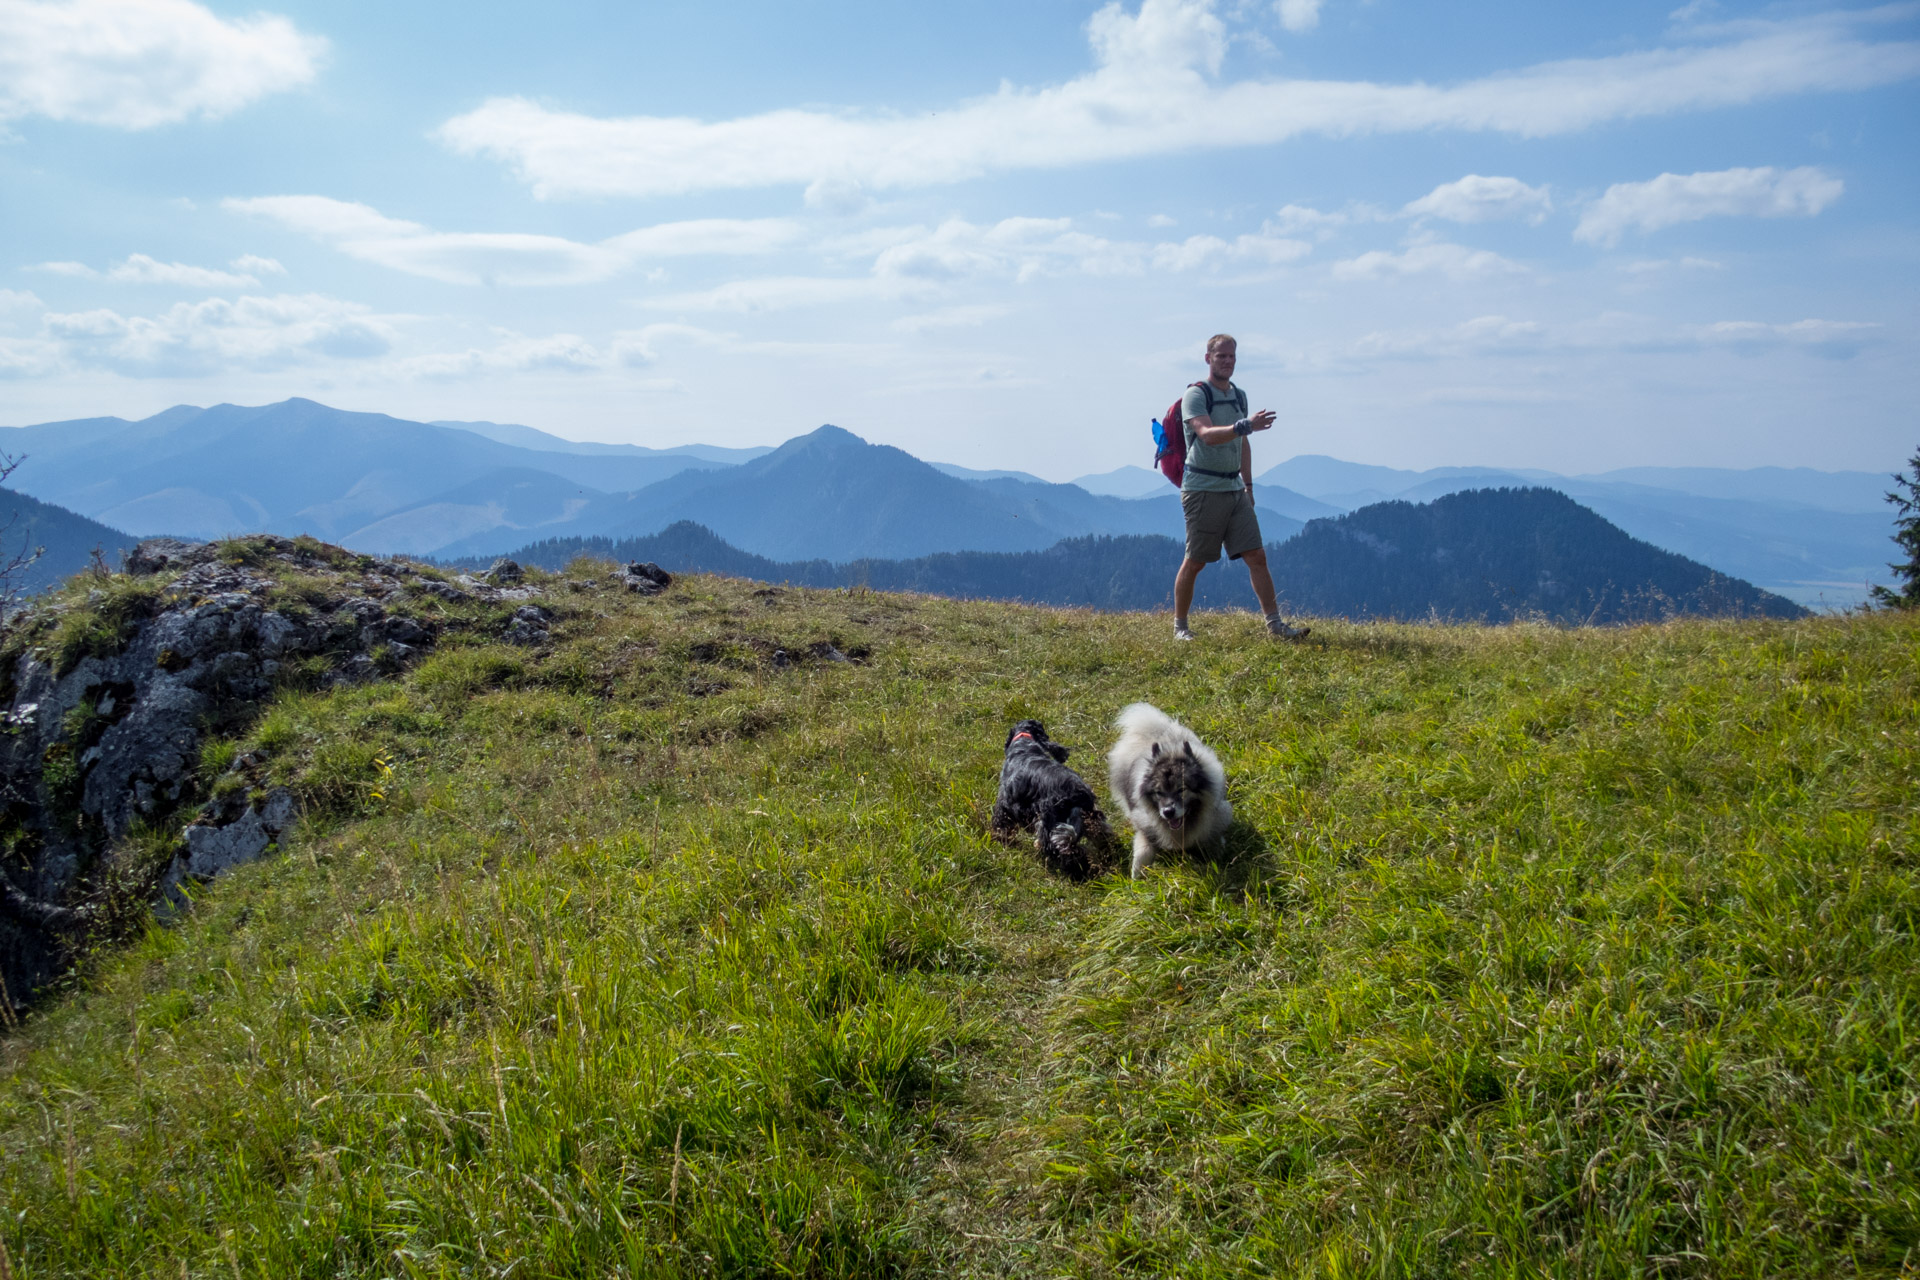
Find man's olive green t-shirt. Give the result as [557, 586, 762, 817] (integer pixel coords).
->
[1180, 381, 1249, 494]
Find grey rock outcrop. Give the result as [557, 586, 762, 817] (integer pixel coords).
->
[501, 603, 555, 647]
[615, 561, 673, 596]
[159, 787, 297, 903]
[0, 534, 520, 1010]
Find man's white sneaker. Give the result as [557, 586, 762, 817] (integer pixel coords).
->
[1268, 618, 1309, 640]
[1174, 623, 1195, 642]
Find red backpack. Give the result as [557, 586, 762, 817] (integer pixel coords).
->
[1151, 381, 1246, 487]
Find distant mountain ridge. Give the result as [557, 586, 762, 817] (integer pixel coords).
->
[1271, 488, 1805, 622]
[0, 399, 1892, 604]
[3, 400, 1285, 564]
[482, 487, 1804, 623]
[1254, 455, 1892, 607]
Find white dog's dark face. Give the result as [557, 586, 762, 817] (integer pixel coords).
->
[1141, 741, 1214, 832]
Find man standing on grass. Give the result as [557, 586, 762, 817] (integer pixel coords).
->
[1172, 333, 1309, 642]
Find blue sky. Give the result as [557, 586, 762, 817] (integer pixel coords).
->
[1, 0, 1915, 480]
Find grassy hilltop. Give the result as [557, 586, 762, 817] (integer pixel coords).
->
[1, 551, 1916, 1278]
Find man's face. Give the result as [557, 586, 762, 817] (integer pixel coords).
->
[1206, 341, 1236, 381]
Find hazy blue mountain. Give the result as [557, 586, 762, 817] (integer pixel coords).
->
[338, 468, 615, 557]
[0, 487, 139, 597]
[928, 461, 1049, 484]
[484, 487, 1801, 623]
[1270, 488, 1806, 623]
[434, 424, 1301, 564]
[1555, 483, 1891, 609]
[1258, 458, 1555, 508]
[433, 418, 769, 465]
[1070, 464, 1164, 498]
[1582, 465, 1891, 513]
[0, 398, 734, 545]
[1258, 452, 1895, 607]
[3, 399, 1889, 603]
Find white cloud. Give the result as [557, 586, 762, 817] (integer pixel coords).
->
[1574, 165, 1844, 246]
[0, 0, 325, 129]
[396, 332, 604, 381]
[1146, 213, 1176, 228]
[40, 292, 394, 375]
[225, 195, 800, 286]
[608, 322, 722, 365]
[29, 253, 261, 287]
[230, 253, 284, 276]
[645, 275, 916, 314]
[1622, 255, 1725, 274]
[803, 176, 872, 216]
[873, 217, 1145, 282]
[1276, 0, 1322, 34]
[1331, 240, 1525, 281]
[0, 335, 63, 378]
[0, 288, 45, 316]
[1150, 230, 1310, 271]
[1272, 310, 1886, 375]
[1349, 315, 1546, 360]
[1404, 175, 1553, 224]
[1690, 317, 1879, 358]
[434, 4, 1920, 200]
[874, 215, 1309, 282]
[109, 253, 257, 287]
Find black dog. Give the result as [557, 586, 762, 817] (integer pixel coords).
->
[990, 719, 1112, 878]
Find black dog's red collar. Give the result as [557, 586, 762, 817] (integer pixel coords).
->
[1011, 731, 1035, 743]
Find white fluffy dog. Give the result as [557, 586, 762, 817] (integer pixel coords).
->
[1107, 702, 1232, 877]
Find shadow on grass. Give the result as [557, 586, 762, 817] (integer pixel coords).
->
[1138, 816, 1276, 898]
[1303, 626, 1463, 661]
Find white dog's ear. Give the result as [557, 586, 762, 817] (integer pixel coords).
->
[1150, 742, 1160, 758]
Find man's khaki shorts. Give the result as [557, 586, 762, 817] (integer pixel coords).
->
[1181, 488, 1263, 563]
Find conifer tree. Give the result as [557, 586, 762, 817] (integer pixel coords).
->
[1870, 447, 1920, 610]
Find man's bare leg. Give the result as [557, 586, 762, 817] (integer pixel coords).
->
[1242, 547, 1308, 639]
[1173, 556, 1205, 637]
[1242, 547, 1279, 615]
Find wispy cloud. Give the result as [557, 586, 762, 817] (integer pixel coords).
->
[225, 195, 800, 285]
[39, 292, 394, 375]
[32, 252, 266, 288]
[1403, 175, 1552, 224]
[0, 0, 325, 129]
[1574, 165, 1844, 246]
[1331, 240, 1526, 281]
[1687, 317, 1879, 358]
[435, 2, 1920, 200]
[1275, 0, 1323, 34]
[1334, 312, 1882, 365]
[1621, 256, 1725, 274]
[394, 332, 605, 380]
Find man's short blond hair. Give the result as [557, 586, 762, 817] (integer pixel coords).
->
[1206, 333, 1236, 353]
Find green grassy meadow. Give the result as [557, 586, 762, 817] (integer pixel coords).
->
[1, 563, 1916, 1277]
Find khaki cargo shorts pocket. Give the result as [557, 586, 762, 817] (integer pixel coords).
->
[1181, 489, 1262, 563]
